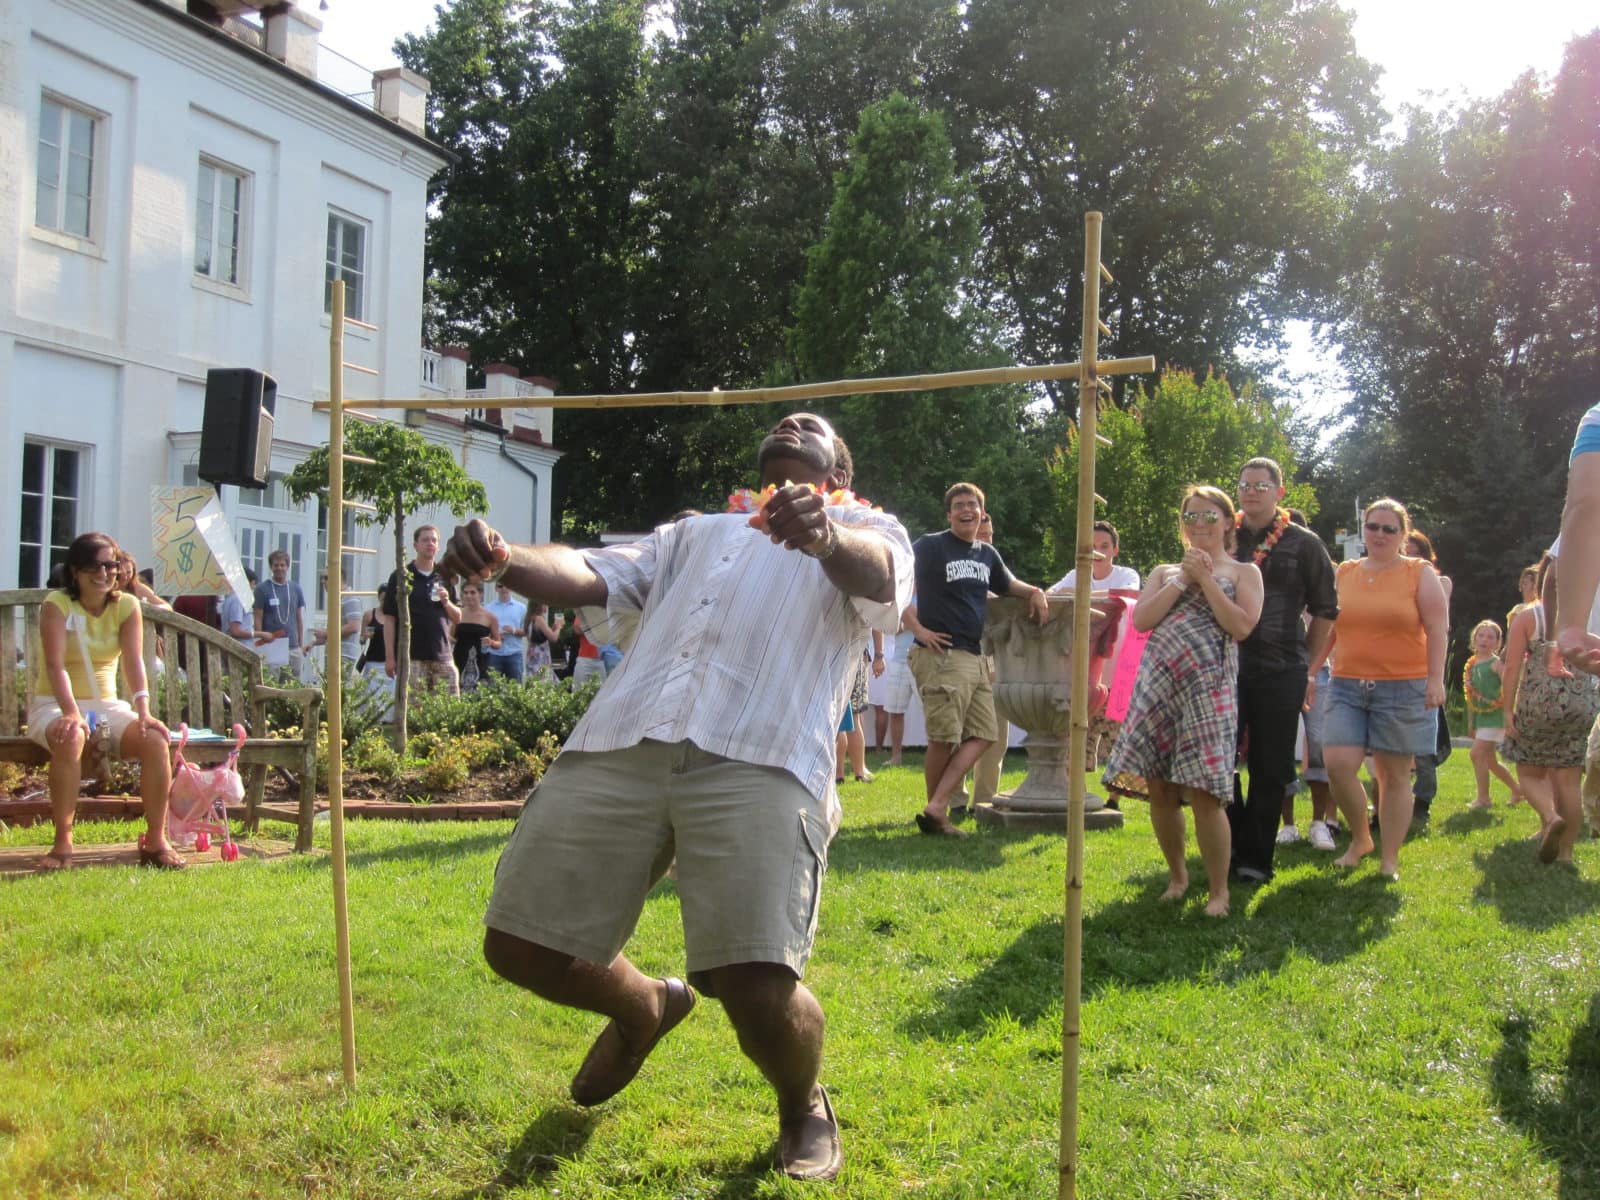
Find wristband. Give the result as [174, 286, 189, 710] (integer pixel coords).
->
[800, 521, 840, 561]
[483, 556, 511, 584]
[132, 689, 150, 702]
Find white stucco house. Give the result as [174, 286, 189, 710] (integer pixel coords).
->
[1, 0, 560, 625]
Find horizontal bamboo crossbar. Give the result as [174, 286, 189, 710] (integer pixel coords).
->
[1099, 264, 1114, 284]
[343, 362, 380, 377]
[1097, 320, 1112, 338]
[313, 357, 1156, 414]
[1095, 434, 1112, 447]
[342, 454, 377, 465]
[342, 545, 378, 555]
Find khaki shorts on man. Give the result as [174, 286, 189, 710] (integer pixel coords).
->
[909, 646, 998, 745]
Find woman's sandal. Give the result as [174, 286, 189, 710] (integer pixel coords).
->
[138, 846, 188, 871]
[37, 849, 72, 872]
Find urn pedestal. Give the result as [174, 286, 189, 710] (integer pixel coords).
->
[974, 594, 1125, 832]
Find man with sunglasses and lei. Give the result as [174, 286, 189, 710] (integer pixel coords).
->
[439, 412, 911, 1182]
[1227, 456, 1340, 882]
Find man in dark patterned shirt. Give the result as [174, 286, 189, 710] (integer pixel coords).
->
[1229, 457, 1340, 882]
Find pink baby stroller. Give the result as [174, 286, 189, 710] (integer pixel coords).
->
[163, 723, 247, 861]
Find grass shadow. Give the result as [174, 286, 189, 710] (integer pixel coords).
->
[826, 818, 1032, 875]
[1439, 807, 1499, 837]
[702, 1143, 786, 1199]
[905, 869, 1398, 1039]
[445, 1105, 599, 1199]
[1471, 839, 1600, 930]
[1489, 994, 1600, 1199]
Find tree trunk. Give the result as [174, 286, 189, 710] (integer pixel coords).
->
[392, 503, 411, 750]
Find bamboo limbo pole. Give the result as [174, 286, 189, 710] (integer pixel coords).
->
[327, 281, 358, 1088]
[313, 357, 1155, 414]
[1061, 213, 1106, 1200]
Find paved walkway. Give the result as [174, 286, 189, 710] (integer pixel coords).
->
[1, 838, 297, 880]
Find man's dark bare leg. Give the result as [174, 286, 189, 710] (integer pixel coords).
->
[484, 927, 665, 1047]
[709, 962, 827, 1125]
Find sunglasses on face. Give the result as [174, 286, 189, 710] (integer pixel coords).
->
[81, 561, 118, 575]
[1182, 510, 1222, 525]
[1365, 521, 1401, 535]
[1238, 481, 1276, 493]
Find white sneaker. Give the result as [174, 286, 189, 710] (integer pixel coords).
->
[1275, 824, 1301, 845]
[1308, 820, 1336, 851]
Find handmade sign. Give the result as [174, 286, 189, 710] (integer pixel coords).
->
[150, 485, 251, 607]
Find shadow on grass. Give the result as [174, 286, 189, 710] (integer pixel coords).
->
[702, 1144, 788, 1200]
[905, 870, 1399, 1039]
[1471, 839, 1600, 930]
[446, 1105, 599, 1199]
[825, 818, 1033, 875]
[1490, 994, 1600, 1199]
[1439, 807, 1499, 838]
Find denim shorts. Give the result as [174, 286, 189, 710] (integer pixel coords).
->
[1323, 676, 1435, 757]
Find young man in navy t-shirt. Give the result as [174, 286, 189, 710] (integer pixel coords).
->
[904, 483, 1049, 835]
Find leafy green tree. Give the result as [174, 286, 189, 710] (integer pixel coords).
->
[1319, 31, 1599, 652]
[937, 0, 1383, 400]
[784, 93, 1057, 575]
[283, 422, 488, 748]
[1048, 370, 1312, 579]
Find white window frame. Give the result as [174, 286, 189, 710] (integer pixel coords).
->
[194, 156, 251, 293]
[35, 92, 103, 248]
[324, 209, 369, 322]
[18, 439, 87, 589]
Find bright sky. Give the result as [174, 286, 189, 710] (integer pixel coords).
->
[316, 0, 1596, 422]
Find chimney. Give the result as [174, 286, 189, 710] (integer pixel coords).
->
[373, 67, 431, 135]
[263, 4, 321, 78]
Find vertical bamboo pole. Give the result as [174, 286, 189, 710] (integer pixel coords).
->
[1060, 212, 1104, 1200]
[328, 280, 358, 1087]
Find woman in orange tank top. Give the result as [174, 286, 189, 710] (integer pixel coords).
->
[1315, 499, 1448, 881]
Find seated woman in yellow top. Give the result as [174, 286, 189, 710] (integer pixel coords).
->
[28, 532, 185, 871]
[1316, 499, 1448, 881]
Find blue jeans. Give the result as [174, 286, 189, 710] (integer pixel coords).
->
[484, 652, 525, 683]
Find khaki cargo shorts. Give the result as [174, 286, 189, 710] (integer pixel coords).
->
[484, 739, 830, 989]
[909, 646, 998, 746]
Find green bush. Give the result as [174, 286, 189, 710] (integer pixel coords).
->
[348, 729, 402, 780]
[409, 672, 598, 751]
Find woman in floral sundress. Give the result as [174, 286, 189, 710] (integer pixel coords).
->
[1502, 555, 1600, 864]
[1104, 486, 1263, 916]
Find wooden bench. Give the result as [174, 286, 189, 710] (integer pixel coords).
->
[1, 588, 323, 851]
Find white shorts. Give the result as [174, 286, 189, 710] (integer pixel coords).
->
[882, 657, 914, 714]
[1474, 727, 1505, 744]
[26, 696, 140, 752]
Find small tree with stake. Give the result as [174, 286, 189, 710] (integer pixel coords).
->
[284, 420, 488, 749]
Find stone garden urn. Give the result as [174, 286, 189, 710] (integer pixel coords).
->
[974, 594, 1125, 831]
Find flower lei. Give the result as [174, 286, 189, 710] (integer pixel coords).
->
[1238, 507, 1290, 567]
[726, 482, 876, 530]
[1462, 658, 1501, 714]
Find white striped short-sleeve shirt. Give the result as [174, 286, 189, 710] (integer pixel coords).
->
[566, 506, 914, 802]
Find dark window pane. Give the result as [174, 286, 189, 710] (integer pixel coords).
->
[52, 497, 77, 542]
[19, 494, 42, 544]
[19, 545, 40, 589]
[22, 442, 44, 493]
[53, 448, 78, 495]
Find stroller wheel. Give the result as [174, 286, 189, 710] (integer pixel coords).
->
[195, 833, 211, 853]
[220, 843, 240, 862]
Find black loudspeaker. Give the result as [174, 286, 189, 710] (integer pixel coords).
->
[199, 368, 277, 489]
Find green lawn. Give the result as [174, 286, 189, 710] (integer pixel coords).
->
[2, 753, 1597, 1199]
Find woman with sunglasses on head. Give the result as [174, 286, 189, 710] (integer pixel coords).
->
[1500, 554, 1599, 865]
[1318, 499, 1448, 881]
[27, 533, 186, 871]
[1104, 486, 1263, 917]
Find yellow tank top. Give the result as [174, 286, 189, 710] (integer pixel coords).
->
[1332, 557, 1429, 680]
[33, 591, 138, 700]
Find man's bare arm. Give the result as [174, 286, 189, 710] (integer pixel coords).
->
[1556, 452, 1600, 672]
[442, 520, 608, 609]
